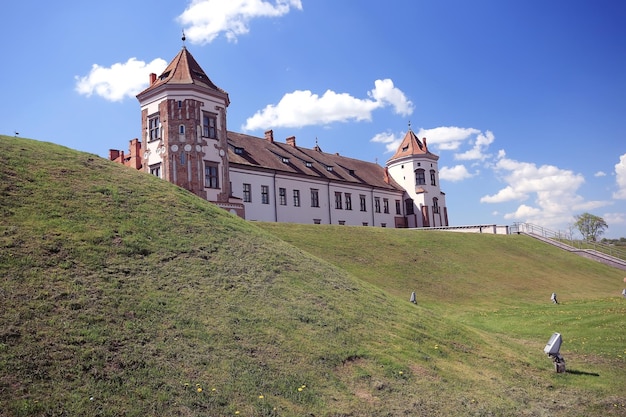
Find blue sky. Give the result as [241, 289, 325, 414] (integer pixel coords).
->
[2, 0, 625, 238]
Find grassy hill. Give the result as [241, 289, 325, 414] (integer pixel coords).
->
[1, 135, 625, 416]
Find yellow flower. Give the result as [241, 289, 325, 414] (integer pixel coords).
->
[235, 411, 240, 415]
[258, 395, 264, 399]
[398, 371, 403, 375]
[297, 387, 303, 392]
[197, 387, 203, 393]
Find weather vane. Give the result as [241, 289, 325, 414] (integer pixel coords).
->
[182, 29, 186, 46]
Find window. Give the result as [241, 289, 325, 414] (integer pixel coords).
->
[243, 183, 251, 202]
[375, 197, 381, 213]
[433, 197, 439, 213]
[311, 189, 319, 208]
[430, 169, 436, 186]
[345, 193, 352, 210]
[381, 223, 387, 228]
[261, 185, 269, 204]
[179, 125, 185, 135]
[180, 153, 186, 165]
[234, 147, 244, 155]
[281, 157, 290, 164]
[279, 188, 287, 205]
[148, 115, 160, 141]
[293, 189, 300, 207]
[202, 113, 217, 139]
[395, 200, 401, 215]
[362, 222, 368, 226]
[313, 219, 321, 224]
[149, 163, 161, 178]
[178, 100, 182, 108]
[204, 162, 219, 188]
[416, 169, 426, 185]
[335, 192, 342, 209]
[338, 220, 346, 225]
[405, 199, 414, 215]
[359, 194, 367, 212]
[383, 198, 389, 214]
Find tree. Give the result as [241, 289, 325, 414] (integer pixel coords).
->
[574, 213, 608, 242]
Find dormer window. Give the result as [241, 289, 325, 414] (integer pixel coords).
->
[281, 156, 290, 164]
[326, 166, 333, 172]
[348, 169, 355, 176]
[159, 71, 170, 80]
[402, 145, 409, 152]
[305, 162, 313, 168]
[234, 147, 244, 155]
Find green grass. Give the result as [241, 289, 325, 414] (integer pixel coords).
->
[1, 135, 626, 416]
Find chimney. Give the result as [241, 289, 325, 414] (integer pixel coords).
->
[149, 73, 157, 85]
[422, 137, 428, 151]
[265, 129, 274, 143]
[109, 149, 121, 161]
[383, 167, 390, 184]
[286, 136, 296, 147]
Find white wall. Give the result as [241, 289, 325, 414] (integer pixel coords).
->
[229, 167, 404, 227]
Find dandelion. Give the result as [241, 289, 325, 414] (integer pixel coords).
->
[434, 344, 439, 350]
[398, 371, 403, 376]
[197, 387, 203, 393]
[297, 387, 303, 392]
[259, 395, 264, 399]
[235, 411, 240, 415]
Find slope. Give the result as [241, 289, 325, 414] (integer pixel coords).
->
[0, 136, 624, 416]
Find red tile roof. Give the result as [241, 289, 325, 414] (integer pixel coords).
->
[136, 47, 228, 100]
[227, 131, 403, 191]
[389, 129, 438, 161]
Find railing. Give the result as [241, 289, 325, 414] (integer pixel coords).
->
[511, 222, 626, 261]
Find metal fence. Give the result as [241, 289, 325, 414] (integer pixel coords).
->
[511, 222, 626, 261]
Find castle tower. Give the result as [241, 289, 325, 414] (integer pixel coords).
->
[135, 44, 238, 213]
[386, 128, 448, 228]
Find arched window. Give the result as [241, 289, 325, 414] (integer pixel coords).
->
[430, 169, 436, 186]
[433, 197, 439, 213]
[415, 169, 426, 185]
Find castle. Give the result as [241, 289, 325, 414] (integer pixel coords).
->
[110, 46, 448, 228]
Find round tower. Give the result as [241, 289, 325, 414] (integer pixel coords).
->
[386, 128, 448, 228]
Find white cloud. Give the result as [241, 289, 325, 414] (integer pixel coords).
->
[454, 130, 495, 161]
[415, 126, 479, 151]
[603, 212, 625, 226]
[594, 171, 606, 177]
[370, 131, 403, 154]
[613, 153, 626, 199]
[242, 79, 413, 130]
[178, 0, 303, 44]
[439, 164, 474, 182]
[75, 58, 167, 102]
[481, 154, 611, 229]
[367, 79, 414, 116]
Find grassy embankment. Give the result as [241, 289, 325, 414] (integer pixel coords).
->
[1, 135, 625, 416]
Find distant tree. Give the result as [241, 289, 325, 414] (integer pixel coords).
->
[574, 213, 608, 242]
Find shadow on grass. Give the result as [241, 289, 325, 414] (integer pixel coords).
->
[567, 369, 600, 376]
